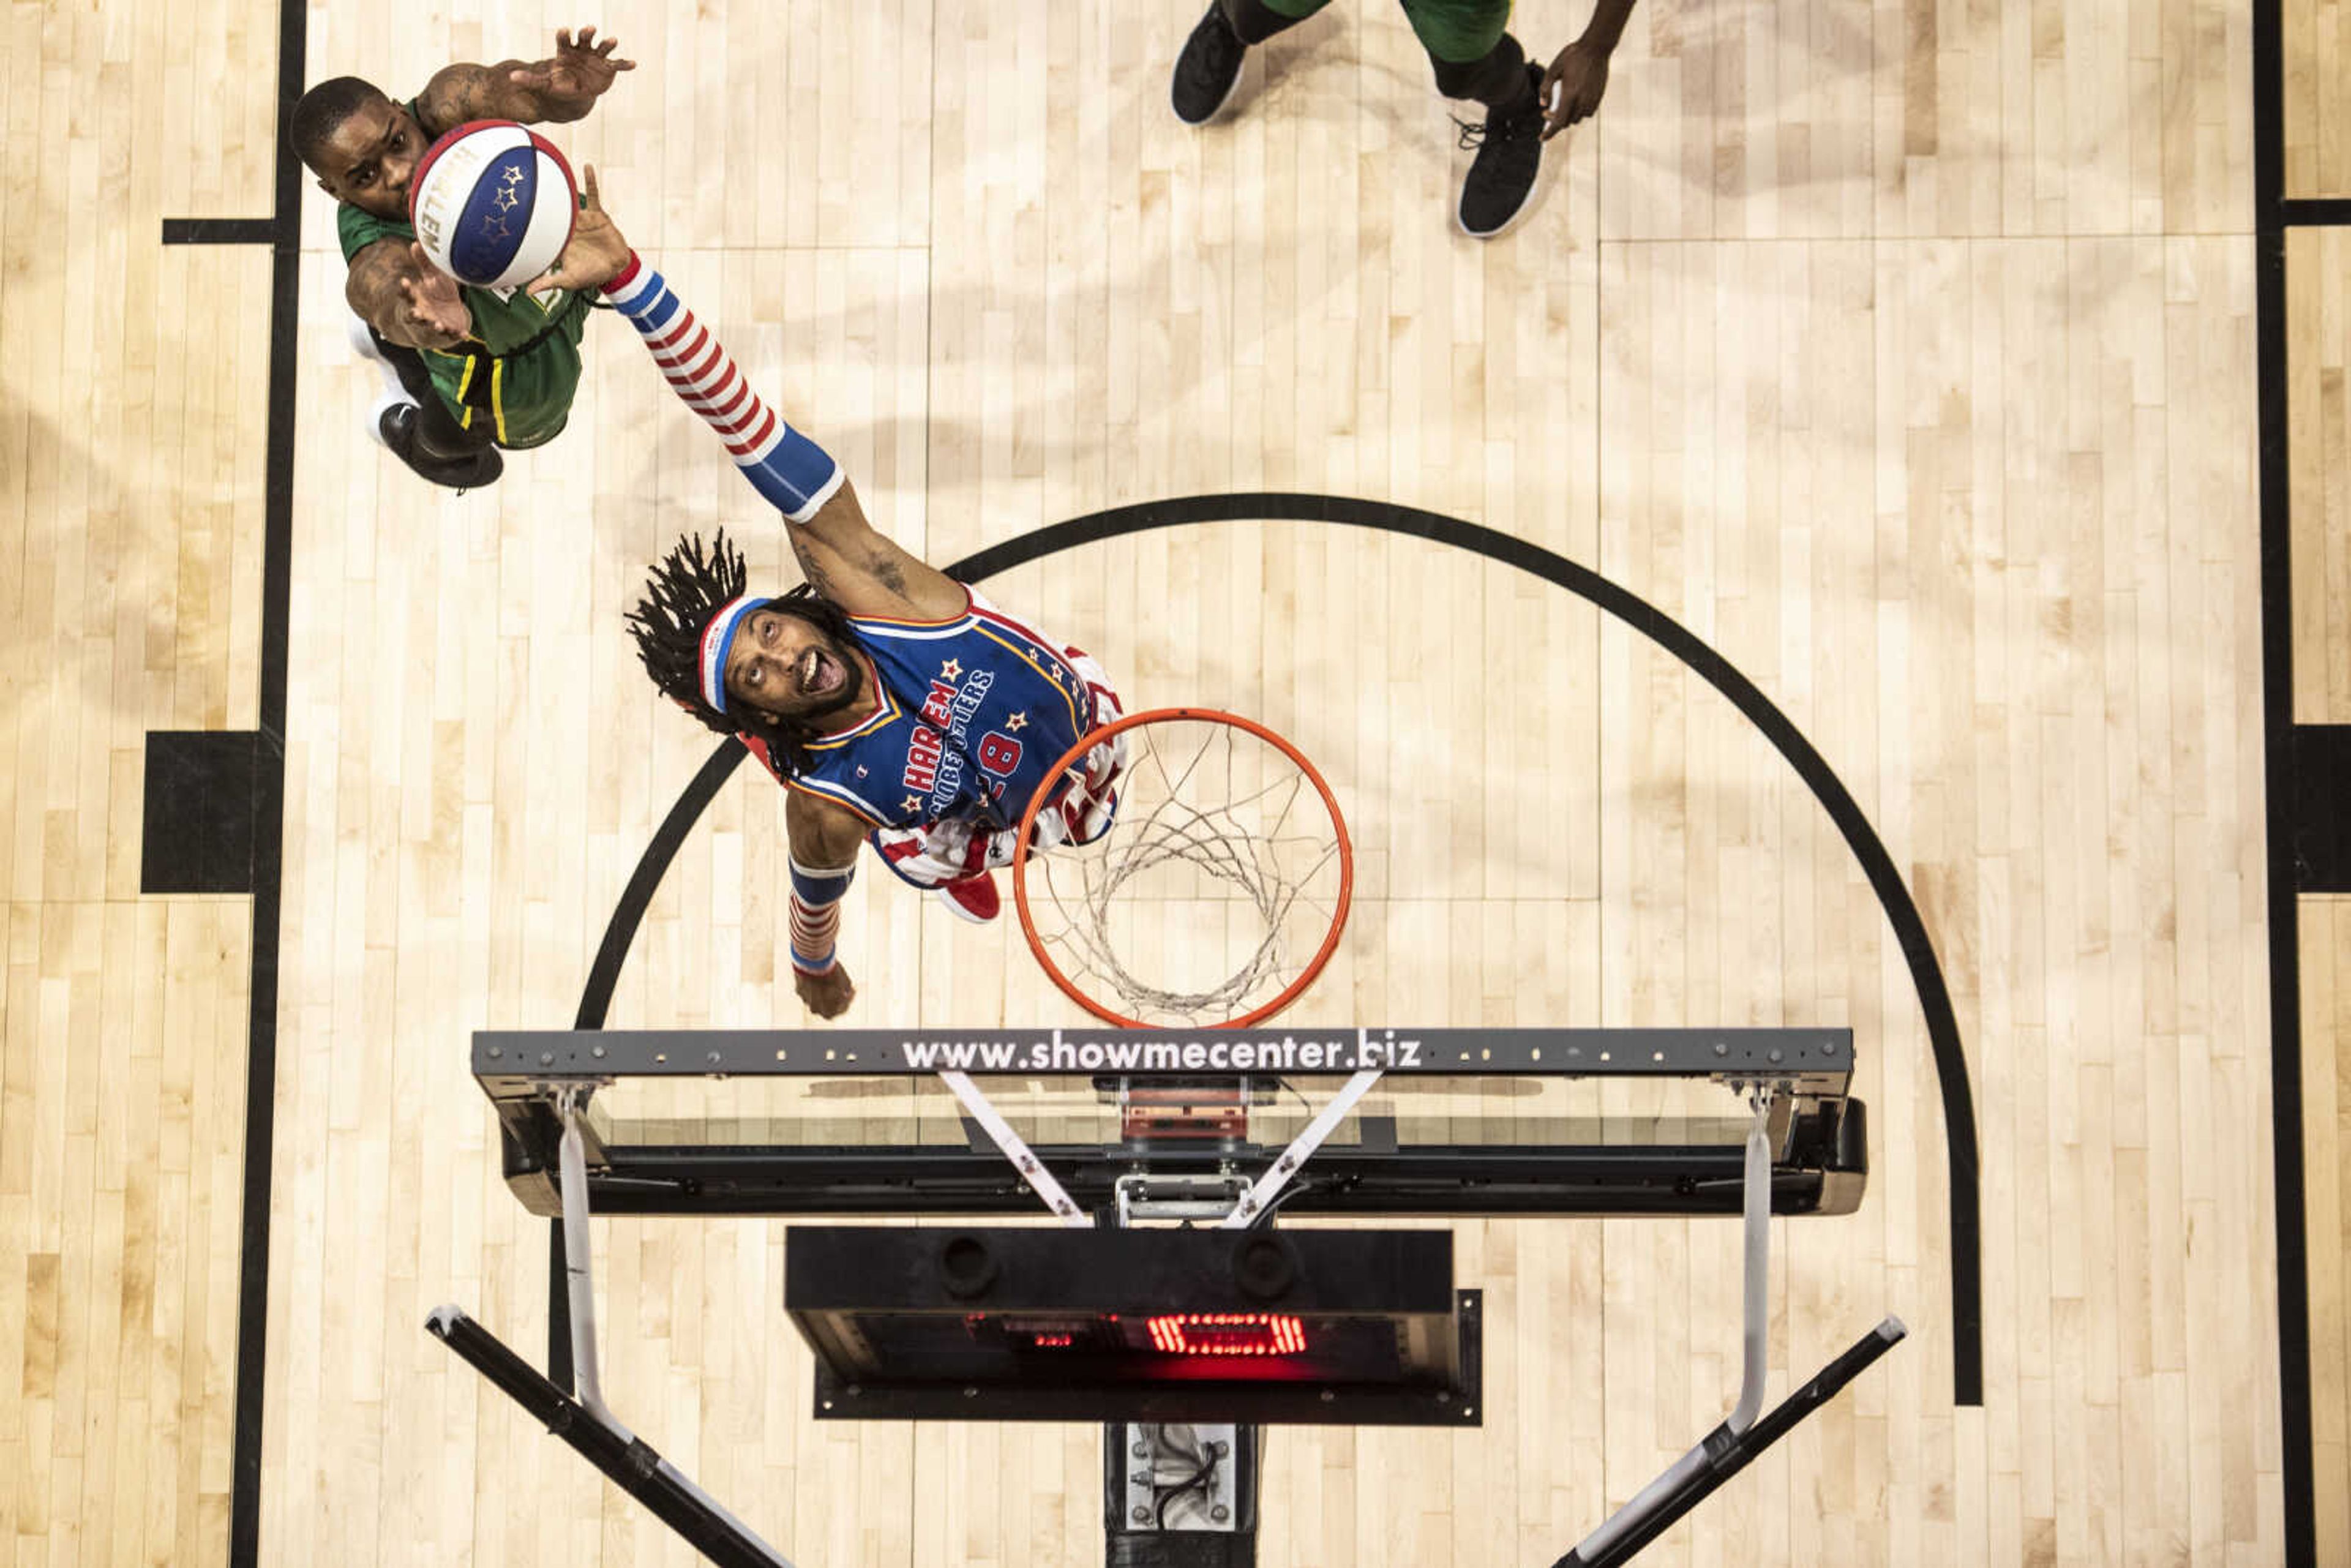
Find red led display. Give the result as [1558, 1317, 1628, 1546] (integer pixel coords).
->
[1145, 1313, 1308, 1357]
[1029, 1333, 1076, 1348]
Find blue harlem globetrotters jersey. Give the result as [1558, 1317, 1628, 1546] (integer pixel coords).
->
[756, 589, 1117, 871]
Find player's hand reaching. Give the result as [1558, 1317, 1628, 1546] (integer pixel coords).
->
[1540, 39, 1612, 138]
[529, 165, 632, 296]
[509, 26, 635, 108]
[795, 962, 857, 1019]
[399, 244, 473, 344]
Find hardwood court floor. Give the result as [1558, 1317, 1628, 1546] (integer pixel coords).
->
[0, 0, 2320, 1564]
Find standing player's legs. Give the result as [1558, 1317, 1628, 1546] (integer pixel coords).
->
[1170, 0, 1329, 125]
[1401, 0, 1551, 238]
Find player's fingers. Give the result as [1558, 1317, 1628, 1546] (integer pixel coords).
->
[580, 163, 601, 209]
[557, 27, 574, 51]
[575, 25, 595, 50]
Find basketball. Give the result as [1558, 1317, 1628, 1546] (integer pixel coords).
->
[407, 119, 577, 290]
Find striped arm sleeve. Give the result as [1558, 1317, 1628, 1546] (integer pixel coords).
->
[602, 253, 847, 522]
[787, 855, 858, 974]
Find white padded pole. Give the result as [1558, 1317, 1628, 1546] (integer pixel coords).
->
[557, 1089, 632, 1437]
[1570, 1087, 1774, 1561]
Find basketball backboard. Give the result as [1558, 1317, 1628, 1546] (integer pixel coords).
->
[474, 1025, 1864, 1220]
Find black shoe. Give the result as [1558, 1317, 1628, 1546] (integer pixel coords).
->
[379, 402, 504, 492]
[1453, 64, 1549, 239]
[1172, 4, 1249, 126]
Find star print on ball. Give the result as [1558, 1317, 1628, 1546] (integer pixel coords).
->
[408, 119, 579, 291]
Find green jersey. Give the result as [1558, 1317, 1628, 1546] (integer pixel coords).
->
[337, 161, 589, 450]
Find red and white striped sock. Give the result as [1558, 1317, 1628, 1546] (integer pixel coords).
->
[604, 253, 842, 520]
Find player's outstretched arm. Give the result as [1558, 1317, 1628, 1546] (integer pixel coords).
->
[347, 238, 472, 350]
[560, 169, 965, 621]
[416, 26, 634, 135]
[786, 792, 867, 1019]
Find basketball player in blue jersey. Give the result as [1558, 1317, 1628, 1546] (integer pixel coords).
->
[527, 173, 1126, 1018]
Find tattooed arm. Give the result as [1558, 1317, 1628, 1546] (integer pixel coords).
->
[414, 26, 635, 135]
[778, 480, 953, 623]
[583, 171, 963, 621]
[347, 238, 471, 351]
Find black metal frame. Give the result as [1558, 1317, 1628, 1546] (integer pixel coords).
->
[477, 1025, 1856, 1084]
[806, 1299, 1481, 1426]
[498, 1129, 1867, 1220]
[784, 1227, 1482, 1426]
[427, 1307, 790, 1568]
[1552, 1317, 1909, 1567]
[476, 1027, 1866, 1223]
[1103, 1424, 1262, 1567]
[454, 1027, 1883, 1567]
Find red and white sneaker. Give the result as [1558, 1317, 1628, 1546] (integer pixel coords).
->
[936, 871, 1000, 923]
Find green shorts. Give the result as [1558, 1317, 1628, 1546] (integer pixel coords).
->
[1261, 0, 1511, 63]
[414, 298, 590, 451]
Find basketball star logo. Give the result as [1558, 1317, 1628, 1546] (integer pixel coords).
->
[492, 183, 521, 215]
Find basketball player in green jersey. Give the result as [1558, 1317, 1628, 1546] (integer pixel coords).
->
[290, 28, 634, 490]
[1171, 0, 1638, 239]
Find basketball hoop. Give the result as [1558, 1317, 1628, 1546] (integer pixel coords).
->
[1012, 708, 1354, 1028]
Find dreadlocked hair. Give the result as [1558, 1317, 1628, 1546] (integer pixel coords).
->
[626, 533, 869, 779]
[628, 530, 749, 735]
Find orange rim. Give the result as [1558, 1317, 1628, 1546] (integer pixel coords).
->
[1011, 707, 1355, 1029]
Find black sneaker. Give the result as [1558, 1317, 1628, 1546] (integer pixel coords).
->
[378, 402, 504, 492]
[1172, 4, 1249, 126]
[1453, 64, 1549, 239]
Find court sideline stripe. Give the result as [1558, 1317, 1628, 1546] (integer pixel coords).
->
[583, 494, 1986, 1408]
[2251, 0, 2317, 1556]
[224, 0, 305, 1558]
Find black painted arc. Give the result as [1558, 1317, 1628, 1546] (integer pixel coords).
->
[574, 740, 751, 1029]
[577, 490, 1985, 1408]
[558, 737, 751, 1380]
[225, 1, 305, 1562]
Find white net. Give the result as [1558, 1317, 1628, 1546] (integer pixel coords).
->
[1018, 712, 1351, 1026]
